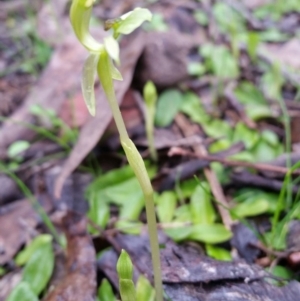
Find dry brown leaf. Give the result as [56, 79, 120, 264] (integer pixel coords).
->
[241, 0, 272, 9]
[44, 213, 96, 301]
[0, 199, 52, 265]
[263, 39, 300, 70]
[0, 270, 22, 301]
[0, 29, 105, 160]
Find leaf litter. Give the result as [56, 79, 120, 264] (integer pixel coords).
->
[1, 0, 300, 300]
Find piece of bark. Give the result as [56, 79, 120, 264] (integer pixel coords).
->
[230, 171, 300, 194]
[231, 223, 260, 263]
[54, 31, 146, 198]
[45, 212, 96, 301]
[0, 174, 22, 205]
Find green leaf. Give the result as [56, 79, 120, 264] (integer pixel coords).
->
[229, 151, 255, 163]
[164, 226, 192, 242]
[6, 282, 38, 301]
[88, 195, 109, 232]
[98, 279, 116, 301]
[0, 266, 5, 276]
[209, 138, 232, 153]
[117, 8, 152, 35]
[211, 46, 239, 78]
[247, 31, 260, 61]
[232, 198, 270, 218]
[206, 244, 231, 261]
[213, 3, 245, 33]
[234, 82, 272, 120]
[81, 53, 99, 116]
[155, 89, 183, 127]
[193, 10, 208, 26]
[187, 62, 206, 76]
[261, 65, 284, 100]
[173, 205, 192, 223]
[232, 122, 260, 149]
[86, 164, 155, 222]
[259, 29, 289, 42]
[15, 234, 52, 266]
[179, 179, 198, 199]
[104, 36, 120, 64]
[189, 224, 232, 244]
[235, 82, 268, 105]
[116, 220, 143, 235]
[22, 237, 54, 295]
[105, 177, 144, 220]
[201, 44, 239, 79]
[252, 139, 279, 162]
[268, 265, 293, 280]
[264, 229, 287, 251]
[180, 92, 209, 125]
[190, 183, 216, 225]
[136, 275, 155, 301]
[119, 279, 136, 301]
[143, 13, 168, 32]
[245, 105, 274, 120]
[156, 191, 177, 223]
[261, 130, 279, 146]
[117, 250, 134, 280]
[30, 104, 45, 116]
[232, 190, 278, 218]
[86, 165, 135, 196]
[7, 140, 30, 159]
[203, 119, 233, 139]
[211, 162, 229, 185]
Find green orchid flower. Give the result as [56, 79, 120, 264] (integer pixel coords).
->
[70, 2, 163, 301]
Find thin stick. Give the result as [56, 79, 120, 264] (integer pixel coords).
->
[169, 147, 300, 176]
[175, 114, 233, 229]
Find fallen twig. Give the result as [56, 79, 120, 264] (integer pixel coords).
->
[168, 147, 300, 176]
[175, 113, 233, 229]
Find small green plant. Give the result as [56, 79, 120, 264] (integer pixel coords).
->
[143, 81, 158, 161]
[70, 1, 162, 300]
[117, 249, 155, 301]
[6, 235, 54, 301]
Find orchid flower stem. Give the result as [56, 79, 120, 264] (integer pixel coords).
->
[144, 193, 163, 301]
[98, 50, 163, 301]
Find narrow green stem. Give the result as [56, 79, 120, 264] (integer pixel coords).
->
[144, 192, 163, 301]
[97, 51, 128, 139]
[145, 112, 157, 161]
[121, 137, 163, 301]
[278, 96, 292, 208]
[98, 50, 163, 301]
